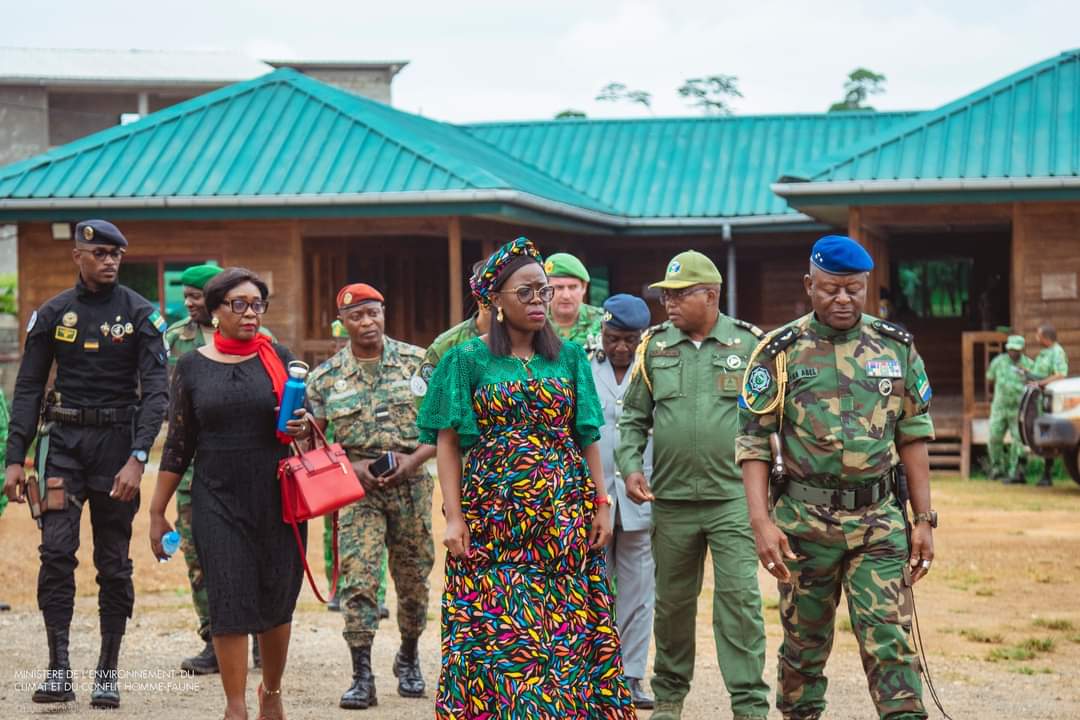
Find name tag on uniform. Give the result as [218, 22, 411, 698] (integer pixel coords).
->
[374, 405, 391, 422]
[865, 360, 902, 378]
[328, 389, 358, 402]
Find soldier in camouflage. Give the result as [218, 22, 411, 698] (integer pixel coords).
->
[737, 235, 938, 720]
[986, 335, 1033, 484]
[1029, 324, 1069, 486]
[309, 283, 435, 711]
[545, 252, 604, 357]
[163, 264, 265, 674]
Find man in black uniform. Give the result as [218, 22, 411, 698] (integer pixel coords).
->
[2, 219, 169, 709]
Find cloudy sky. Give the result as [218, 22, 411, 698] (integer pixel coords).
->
[4, 0, 1078, 122]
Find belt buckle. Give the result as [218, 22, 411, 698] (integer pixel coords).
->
[83, 408, 100, 425]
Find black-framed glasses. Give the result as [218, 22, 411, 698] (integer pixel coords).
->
[83, 247, 125, 262]
[660, 287, 708, 304]
[225, 299, 269, 315]
[499, 285, 555, 304]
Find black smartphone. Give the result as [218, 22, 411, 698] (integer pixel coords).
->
[370, 452, 397, 478]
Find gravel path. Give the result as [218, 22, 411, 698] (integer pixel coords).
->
[1, 477, 1078, 718]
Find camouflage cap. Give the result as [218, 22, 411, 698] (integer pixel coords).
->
[1005, 334, 1025, 350]
[650, 250, 723, 290]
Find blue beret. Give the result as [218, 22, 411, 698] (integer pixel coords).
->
[75, 219, 128, 248]
[602, 293, 651, 331]
[810, 235, 873, 275]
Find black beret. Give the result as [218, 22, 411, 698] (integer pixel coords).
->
[75, 219, 128, 248]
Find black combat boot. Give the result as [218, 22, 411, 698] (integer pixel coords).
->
[393, 636, 425, 698]
[90, 632, 123, 708]
[180, 638, 219, 675]
[252, 634, 262, 669]
[340, 645, 377, 709]
[32, 626, 75, 703]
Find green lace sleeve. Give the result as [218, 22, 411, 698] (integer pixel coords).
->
[416, 341, 481, 448]
[568, 343, 603, 448]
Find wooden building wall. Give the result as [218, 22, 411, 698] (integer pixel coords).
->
[18, 220, 304, 351]
[1013, 201, 1080, 369]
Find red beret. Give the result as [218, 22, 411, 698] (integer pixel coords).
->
[336, 283, 384, 309]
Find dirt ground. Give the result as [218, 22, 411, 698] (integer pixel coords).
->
[1, 474, 1079, 719]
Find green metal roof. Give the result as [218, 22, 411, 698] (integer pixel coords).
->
[0, 68, 613, 215]
[785, 49, 1080, 184]
[464, 112, 914, 218]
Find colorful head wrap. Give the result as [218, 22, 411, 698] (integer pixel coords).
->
[470, 237, 543, 307]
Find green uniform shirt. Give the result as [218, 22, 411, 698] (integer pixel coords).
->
[551, 303, 604, 355]
[1031, 342, 1069, 380]
[411, 316, 482, 407]
[736, 313, 935, 487]
[616, 314, 762, 501]
[164, 316, 274, 366]
[986, 353, 1034, 410]
[308, 337, 426, 459]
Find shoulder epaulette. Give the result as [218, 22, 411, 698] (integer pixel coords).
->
[760, 326, 801, 360]
[731, 317, 764, 338]
[871, 319, 913, 345]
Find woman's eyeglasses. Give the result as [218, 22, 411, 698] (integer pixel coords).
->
[499, 285, 555, 304]
[225, 299, 269, 315]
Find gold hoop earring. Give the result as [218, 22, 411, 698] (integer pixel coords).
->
[211, 316, 220, 328]
[496, 306, 504, 323]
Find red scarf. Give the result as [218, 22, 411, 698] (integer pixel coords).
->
[213, 331, 291, 444]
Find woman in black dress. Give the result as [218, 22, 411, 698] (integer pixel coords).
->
[149, 268, 310, 720]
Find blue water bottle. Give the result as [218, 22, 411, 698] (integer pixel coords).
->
[160, 530, 181, 562]
[276, 361, 309, 434]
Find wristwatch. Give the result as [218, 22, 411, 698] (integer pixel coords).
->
[913, 510, 938, 528]
[131, 449, 149, 464]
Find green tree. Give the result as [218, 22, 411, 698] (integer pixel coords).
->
[0, 274, 15, 316]
[678, 75, 742, 115]
[829, 67, 886, 112]
[596, 82, 653, 112]
[554, 109, 587, 119]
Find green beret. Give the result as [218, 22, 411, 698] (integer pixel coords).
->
[543, 253, 590, 283]
[179, 264, 222, 290]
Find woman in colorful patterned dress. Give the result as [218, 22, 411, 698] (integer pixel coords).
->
[417, 237, 636, 719]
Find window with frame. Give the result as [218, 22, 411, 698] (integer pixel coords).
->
[895, 259, 972, 319]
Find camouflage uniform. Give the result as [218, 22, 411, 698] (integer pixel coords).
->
[986, 353, 1034, 478]
[737, 313, 935, 720]
[551, 303, 604, 357]
[411, 315, 482, 408]
[1031, 342, 1069, 381]
[308, 337, 434, 648]
[164, 317, 274, 639]
[0, 388, 8, 517]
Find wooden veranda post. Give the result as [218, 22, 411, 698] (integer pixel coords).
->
[448, 216, 463, 324]
[960, 330, 1008, 479]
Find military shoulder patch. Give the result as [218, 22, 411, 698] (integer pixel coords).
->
[872, 319, 913, 345]
[26, 310, 38, 333]
[148, 310, 168, 334]
[731, 317, 764, 338]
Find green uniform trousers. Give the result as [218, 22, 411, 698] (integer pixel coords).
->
[325, 518, 388, 604]
[652, 498, 770, 717]
[987, 403, 1023, 478]
[175, 469, 210, 640]
[774, 494, 925, 720]
[340, 474, 434, 648]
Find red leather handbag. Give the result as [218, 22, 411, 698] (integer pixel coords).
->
[278, 421, 365, 602]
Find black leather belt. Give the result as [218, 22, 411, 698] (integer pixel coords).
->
[784, 471, 893, 511]
[45, 405, 136, 426]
